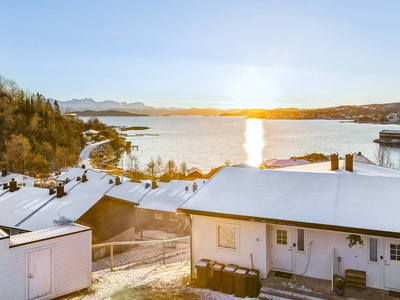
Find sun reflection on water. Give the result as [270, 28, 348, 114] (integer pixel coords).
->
[245, 118, 264, 167]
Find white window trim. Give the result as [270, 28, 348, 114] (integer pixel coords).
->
[155, 211, 162, 220]
[170, 213, 178, 221]
[216, 223, 240, 252]
[368, 237, 379, 264]
[295, 228, 307, 254]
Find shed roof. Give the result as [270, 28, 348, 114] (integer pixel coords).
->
[178, 167, 400, 236]
[9, 224, 90, 247]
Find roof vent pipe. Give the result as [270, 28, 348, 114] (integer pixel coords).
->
[49, 188, 56, 195]
[56, 183, 65, 198]
[152, 181, 158, 189]
[82, 173, 87, 182]
[116, 176, 121, 186]
[9, 178, 17, 192]
[3, 183, 9, 190]
[193, 182, 197, 192]
[331, 153, 339, 171]
[345, 154, 353, 172]
[2, 169, 7, 177]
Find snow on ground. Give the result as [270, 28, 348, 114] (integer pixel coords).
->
[63, 260, 258, 300]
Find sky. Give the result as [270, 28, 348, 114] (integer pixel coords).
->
[1, 0, 400, 109]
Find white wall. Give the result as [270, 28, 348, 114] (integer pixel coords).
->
[192, 215, 267, 278]
[292, 228, 383, 289]
[0, 230, 92, 300]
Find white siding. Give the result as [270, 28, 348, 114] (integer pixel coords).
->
[192, 215, 267, 278]
[293, 228, 383, 289]
[0, 231, 91, 300]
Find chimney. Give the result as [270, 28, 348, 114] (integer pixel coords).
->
[3, 183, 9, 190]
[49, 188, 56, 195]
[185, 186, 189, 192]
[76, 176, 81, 181]
[82, 173, 87, 182]
[109, 179, 114, 184]
[331, 153, 339, 171]
[81, 164, 85, 169]
[193, 182, 197, 192]
[116, 176, 121, 186]
[56, 183, 65, 198]
[2, 169, 7, 177]
[152, 181, 158, 189]
[345, 154, 353, 172]
[9, 178, 17, 192]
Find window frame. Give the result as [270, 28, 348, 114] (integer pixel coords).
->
[216, 223, 239, 252]
[296, 228, 307, 254]
[170, 213, 178, 221]
[155, 211, 163, 220]
[368, 237, 379, 264]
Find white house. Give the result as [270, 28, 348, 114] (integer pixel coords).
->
[0, 170, 37, 187]
[178, 164, 400, 292]
[0, 224, 92, 300]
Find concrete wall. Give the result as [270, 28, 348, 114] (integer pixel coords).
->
[0, 231, 92, 300]
[191, 215, 267, 278]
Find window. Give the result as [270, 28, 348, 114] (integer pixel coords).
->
[297, 229, 305, 252]
[369, 238, 378, 262]
[170, 213, 178, 221]
[389, 243, 400, 261]
[277, 229, 287, 245]
[217, 225, 237, 250]
[155, 211, 162, 220]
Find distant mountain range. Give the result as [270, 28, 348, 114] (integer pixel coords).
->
[48, 98, 241, 116]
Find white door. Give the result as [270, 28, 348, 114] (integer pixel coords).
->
[271, 226, 292, 272]
[385, 239, 400, 290]
[28, 248, 52, 300]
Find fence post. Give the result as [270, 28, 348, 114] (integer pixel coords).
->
[110, 244, 114, 272]
[163, 242, 166, 265]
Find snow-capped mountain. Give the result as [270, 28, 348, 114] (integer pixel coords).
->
[48, 98, 163, 111]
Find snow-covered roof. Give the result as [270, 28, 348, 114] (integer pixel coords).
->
[138, 185, 190, 212]
[263, 158, 311, 168]
[277, 160, 400, 177]
[188, 167, 202, 174]
[380, 130, 400, 134]
[84, 129, 99, 134]
[179, 167, 400, 236]
[352, 153, 375, 165]
[0, 173, 37, 185]
[105, 182, 149, 203]
[56, 168, 114, 182]
[10, 224, 90, 247]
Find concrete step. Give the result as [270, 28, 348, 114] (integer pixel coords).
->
[260, 287, 328, 300]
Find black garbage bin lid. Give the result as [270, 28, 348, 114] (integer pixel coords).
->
[235, 267, 249, 275]
[195, 259, 211, 268]
[222, 264, 238, 273]
[212, 263, 225, 271]
[247, 269, 260, 277]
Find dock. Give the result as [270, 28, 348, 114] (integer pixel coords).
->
[374, 129, 400, 145]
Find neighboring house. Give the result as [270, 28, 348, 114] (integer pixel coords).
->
[352, 152, 375, 165]
[0, 170, 144, 258]
[261, 158, 311, 169]
[0, 169, 37, 187]
[178, 161, 400, 292]
[84, 129, 99, 139]
[186, 167, 204, 180]
[0, 224, 92, 300]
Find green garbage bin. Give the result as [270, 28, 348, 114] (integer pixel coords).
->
[234, 267, 249, 298]
[195, 259, 211, 288]
[222, 264, 238, 294]
[211, 263, 225, 291]
[247, 269, 260, 297]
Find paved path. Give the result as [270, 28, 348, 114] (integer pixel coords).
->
[79, 140, 110, 169]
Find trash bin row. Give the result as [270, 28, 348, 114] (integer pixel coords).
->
[195, 259, 261, 298]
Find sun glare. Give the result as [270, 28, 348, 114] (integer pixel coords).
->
[245, 118, 264, 167]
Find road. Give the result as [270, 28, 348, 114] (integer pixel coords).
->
[79, 140, 110, 169]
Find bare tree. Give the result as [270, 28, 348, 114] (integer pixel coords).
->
[127, 153, 141, 182]
[145, 156, 163, 181]
[53, 214, 75, 227]
[165, 159, 177, 178]
[374, 146, 394, 168]
[224, 159, 232, 166]
[180, 161, 188, 175]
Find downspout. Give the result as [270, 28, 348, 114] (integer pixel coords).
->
[189, 213, 193, 281]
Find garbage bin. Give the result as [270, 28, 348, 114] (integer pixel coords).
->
[211, 263, 225, 291]
[195, 259, 211, 288]
[234, 267, 249, 298]
[222, 264, 238, 294]
[247, 269, 260, 297]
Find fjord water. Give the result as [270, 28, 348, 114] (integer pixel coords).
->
[80, 116, 400, 172]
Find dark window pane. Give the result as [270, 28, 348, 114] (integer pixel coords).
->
[397, 256, 400, 261]
[391, 255, 396, 260]
[391, 249, 396, 255]
[369, 238, 377, 262]
[391, 244, 396, 249]
[298, 229, 305, 252]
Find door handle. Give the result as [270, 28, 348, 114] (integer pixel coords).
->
[288, 248, 292, 251]
[385, 263, 389, 266]
[29, 274, 34, 278]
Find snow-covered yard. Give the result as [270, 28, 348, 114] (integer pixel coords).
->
[62, 259, 258, 300]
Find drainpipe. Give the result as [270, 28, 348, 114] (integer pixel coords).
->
[189, 213, 193, 281]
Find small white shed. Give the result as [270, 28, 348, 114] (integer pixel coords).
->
[0, 224, 92, 300]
